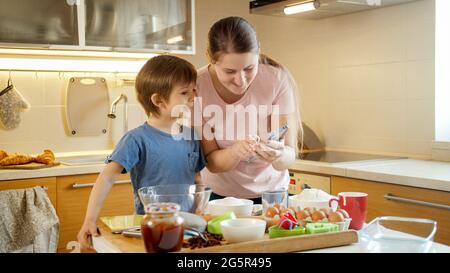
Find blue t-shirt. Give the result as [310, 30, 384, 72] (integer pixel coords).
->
[106, 122, 207, 214]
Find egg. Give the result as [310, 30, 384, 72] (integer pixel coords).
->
[319, 207, 332, 217]
[280, 208, 295, 219]
[311, 210, 327, 221]
[338, 209, 350, 218]
[265, 206, 280, 218]
[304, 207, 316, 215]
[329, 211, 345, 223]
[296, 209, 311, 220]
[273, 203, 281, 210]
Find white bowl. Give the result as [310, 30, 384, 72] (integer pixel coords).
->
[207, 197, 254, 217]
[220, 218, 266, 243]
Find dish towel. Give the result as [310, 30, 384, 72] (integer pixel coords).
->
[0, 186, 59, 253]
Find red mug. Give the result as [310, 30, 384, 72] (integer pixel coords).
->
[329, 192, 368, 230]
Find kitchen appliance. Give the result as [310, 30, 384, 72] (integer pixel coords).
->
[289, 172, 331, 195]
[250, 0, 419, 19]
[297, 123, 405, 164]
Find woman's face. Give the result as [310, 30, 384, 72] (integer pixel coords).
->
[213, 52, 259, 95]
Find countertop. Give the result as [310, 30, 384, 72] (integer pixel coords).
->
[1, 152, 449, 193]
[91, 222, 450, 253]
[289, 158, 450, 192]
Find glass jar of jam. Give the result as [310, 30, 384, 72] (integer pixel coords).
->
[141, 202, 185, 253]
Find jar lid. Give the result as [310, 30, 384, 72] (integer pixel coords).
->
[145, 202, 180, 214]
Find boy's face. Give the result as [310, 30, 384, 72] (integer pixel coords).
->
[161, 82, 196, 118]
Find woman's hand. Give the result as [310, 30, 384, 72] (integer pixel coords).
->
[255, 140, 284, 163]
[77, 220, 100, 251]
[229, 138, 258, 161]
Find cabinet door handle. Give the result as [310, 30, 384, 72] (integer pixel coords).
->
[302, 183, 312, 190]
[384, 193, 450, 211]
[72, 180, 132, 189]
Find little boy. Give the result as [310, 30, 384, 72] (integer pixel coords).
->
[77, 55, 206, 250]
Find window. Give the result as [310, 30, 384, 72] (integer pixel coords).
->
[435, 0, 450, 142]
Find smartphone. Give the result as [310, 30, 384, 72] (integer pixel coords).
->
[267, 123, 289, 141]
[247, 123, 289, 163]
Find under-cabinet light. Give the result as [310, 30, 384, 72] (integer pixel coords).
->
[0, 57, 148, 73]
[284, 1, 316, 15]
[0, 48, 158, 59]
[167, 36, 184, 44]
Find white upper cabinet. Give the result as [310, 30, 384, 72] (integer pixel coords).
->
[0, 0, 195, 54]
[0, 0, 79, 46]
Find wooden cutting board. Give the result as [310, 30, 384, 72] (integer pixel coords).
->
[94, 220, 358, 253]
[181, 230, 358, 253]
[0, 161, 60, 170]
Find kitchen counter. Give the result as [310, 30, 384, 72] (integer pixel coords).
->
[0, 163, 106, 181]
[1, 153, 449, 193]
[0, 150, 110, 181]
[289, 158, 450, 192]
[91, 222, 450, 253]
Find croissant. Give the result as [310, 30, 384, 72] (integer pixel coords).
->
[34, 149, 56, 165]
[0, 150, 8, 161]
[0, 153, 35, 166]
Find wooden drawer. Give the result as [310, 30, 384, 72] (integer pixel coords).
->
[56, 173, 134, 249]
[0, 177, 57, 208]
[331, 176, 450, 245]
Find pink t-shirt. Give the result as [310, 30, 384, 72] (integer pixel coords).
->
[195, 64, 296, 199]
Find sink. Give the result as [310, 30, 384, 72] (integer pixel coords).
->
[59, 154, 109, 166]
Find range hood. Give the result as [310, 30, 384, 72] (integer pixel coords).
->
[249, 0, 419, 19]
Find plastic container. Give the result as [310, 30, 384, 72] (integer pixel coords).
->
[268, 225, 306, 239]
[207, 211, 237, 235]
[306, 223, 339, 234]
[359, 216, 437, 253]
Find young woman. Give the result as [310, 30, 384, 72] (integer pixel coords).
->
[195, 16, 303, 203]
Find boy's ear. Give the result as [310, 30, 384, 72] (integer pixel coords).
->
[150, 93, 165, 108]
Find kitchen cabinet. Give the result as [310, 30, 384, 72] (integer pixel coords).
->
[0, 0, 79, 46]
[0, 0, 195, 54]
[56, 173, 134, 250]
[0, 177, 57, 208]
[331, 177, 450, 245]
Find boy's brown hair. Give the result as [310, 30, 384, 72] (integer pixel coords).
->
[135, 55, 197, 117]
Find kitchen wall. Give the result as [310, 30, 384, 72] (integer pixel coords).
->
[187, 0, 436, 159]
[0, 0, 436, 159]
[253, 0, 435, 159]
[0, 71, 147, 154]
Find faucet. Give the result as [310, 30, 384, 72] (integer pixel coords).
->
[108, 94, 128, 133]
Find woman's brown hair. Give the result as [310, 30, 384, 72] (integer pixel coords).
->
[135, 55, 197, 117]
[207, 16, 304, 152]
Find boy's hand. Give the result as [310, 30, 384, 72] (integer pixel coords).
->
[77, 220, 100, 251]
[255, 140, 284, 163]
[229, 138, 258, 161]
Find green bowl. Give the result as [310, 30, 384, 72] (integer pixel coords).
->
[268, 225, 306, 239]
[207, 211, 237, 235]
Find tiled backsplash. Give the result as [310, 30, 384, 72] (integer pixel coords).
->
[255, 0, 435, 159]
[0, 72, 147, 154]
[0, 0, 437, 159]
